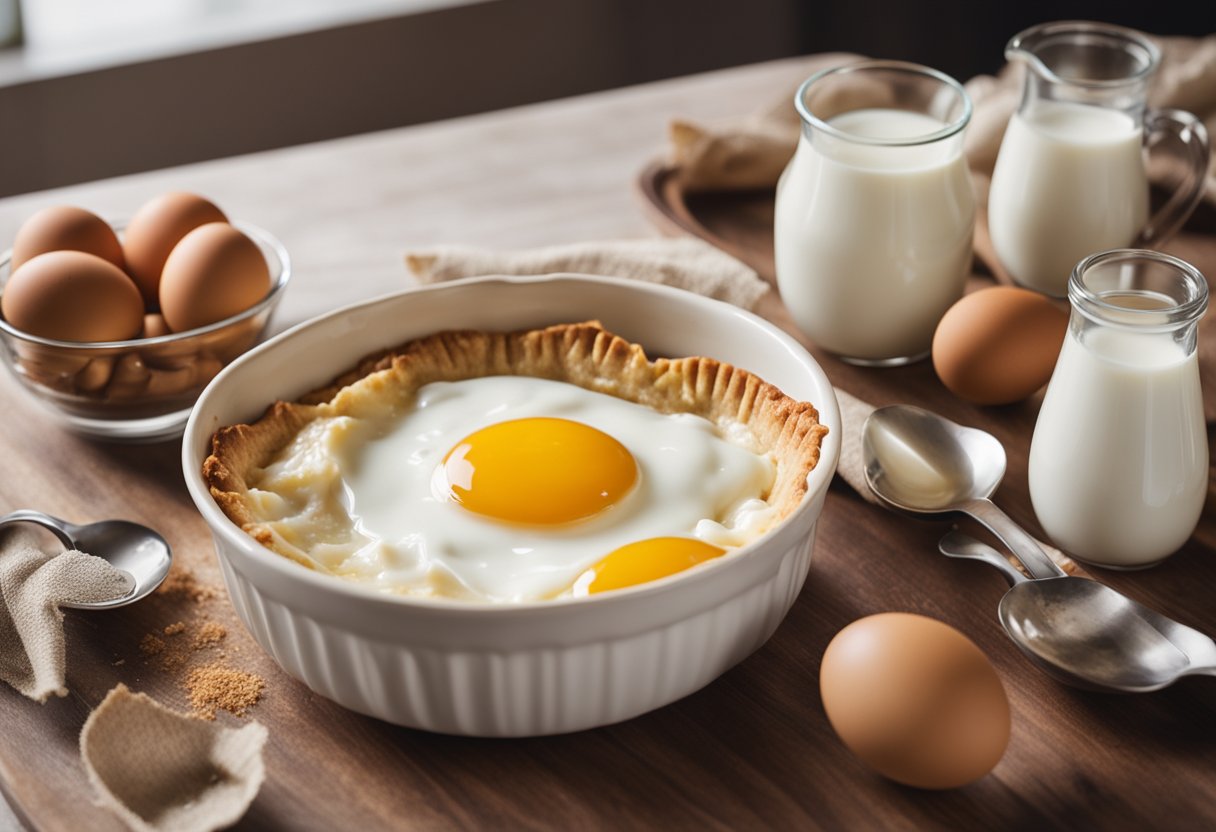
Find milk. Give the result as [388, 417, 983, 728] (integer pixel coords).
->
[988, 102, 1148, 296]
[1028, 325, 1206, 567]
[774, 108, 974, 363]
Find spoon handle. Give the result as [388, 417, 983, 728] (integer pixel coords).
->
[0, 509, 74, 551]
[961, 499, 1067, 581]
[938, 531, 1028, 586]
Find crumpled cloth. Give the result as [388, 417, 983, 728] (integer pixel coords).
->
[407, 237, 770, 310]
[401, 242, 1078, 577]
[669, 36, 1216, 203]
[0, 526, 131, 701]
[81, 684, 268, 832]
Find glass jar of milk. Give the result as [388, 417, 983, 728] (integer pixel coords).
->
[988, 21, 1210, 297]
[774, 61, 974, 366]
[1029, 250, 1209, 569]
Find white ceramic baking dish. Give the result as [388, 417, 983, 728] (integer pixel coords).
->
[182, 275, 840, 736]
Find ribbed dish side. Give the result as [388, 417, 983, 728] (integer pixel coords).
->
[217, 527, 815, 737]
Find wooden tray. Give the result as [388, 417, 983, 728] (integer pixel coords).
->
[638, 160, 1216, 421]
[637, 161, 1216, 285]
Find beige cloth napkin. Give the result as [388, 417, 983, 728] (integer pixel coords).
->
[672, 37, 1216, 203]
[670, 51, 862, 192]
[0, 526, 131, 702]
[81, 684, 267, 832]
[403, 244, 1077, 575]
[408, 238, 771, 310]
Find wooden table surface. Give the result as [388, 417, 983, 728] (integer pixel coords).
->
[2, 57, 1214, 831]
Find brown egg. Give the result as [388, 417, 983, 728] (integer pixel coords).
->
[122, 192, 228, 306]
[192, 355, 225, 387]
[105, 353, 151, 400]
[142, 313, 171, 338]
[145, 364, 198, 397]
[10, 205, 125, 273]
[76, 357, 115, 393]
[1, 251, 144, 342]
[13, 342, 89, 391]
[159, 223, 269, 333]
[820, 613, 1010, 790]
[932, 287, 1069, 405]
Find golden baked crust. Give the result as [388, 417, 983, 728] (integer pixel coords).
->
[203, 321, 828, 570]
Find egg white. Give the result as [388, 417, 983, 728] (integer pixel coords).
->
[248, 375, 777, 602]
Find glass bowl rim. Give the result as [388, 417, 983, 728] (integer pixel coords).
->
[0, 219, 291, 351]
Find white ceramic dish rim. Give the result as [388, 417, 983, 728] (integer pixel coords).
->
[182, 274, 841, 617]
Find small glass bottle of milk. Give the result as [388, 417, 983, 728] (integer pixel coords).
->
[988, 21, 1210, 297]
[774, 61, 974, 366]
[1028, 250, 1209, 569]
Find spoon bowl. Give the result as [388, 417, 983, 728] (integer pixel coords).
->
[863, 404, 1006, 511]
[940, 531, 1216, 692]
[999, 575, 1216, 692]
[0, 510, 171, 609]
[863, 405, 1065, 580]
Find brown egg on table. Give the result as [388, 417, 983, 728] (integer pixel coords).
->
[819, 613, 1011, 790]
[122, 192, 228, 307]
[932, 286, 1068, 405]
[1, 251, 144, 342]
[10, 205, 126, 273]
[159, 223, 270, 333]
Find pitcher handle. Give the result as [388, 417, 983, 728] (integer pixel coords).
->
[1135, 108, 1211, 249]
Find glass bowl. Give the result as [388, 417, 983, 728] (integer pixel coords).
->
[0, 221, 290, 442]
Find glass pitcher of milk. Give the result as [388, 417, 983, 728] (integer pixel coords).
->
[1029, 250, 1209, 569]
[774, 61, 974, 366]
[988, 21, 1211, 297]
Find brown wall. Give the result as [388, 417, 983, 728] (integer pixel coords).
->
[0, 0, 803, 197]
[7, 0, 1204, 198]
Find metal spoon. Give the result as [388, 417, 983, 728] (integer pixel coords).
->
[862, 404, 1065, 580]
[940, 532, 1216, 692]
[0, 509, 171, 609]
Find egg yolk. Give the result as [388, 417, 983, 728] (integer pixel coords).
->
[443, 417, 637, 525]
[574, 537, 727, 595]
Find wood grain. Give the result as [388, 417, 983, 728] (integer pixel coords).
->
[1, 57, 1213, 831]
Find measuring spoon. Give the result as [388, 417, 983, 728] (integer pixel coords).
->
[0, 509, 171, 609]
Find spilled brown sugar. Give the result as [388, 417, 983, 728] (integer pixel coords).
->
[186, 664, 265, 719]
[140, 618, 227, 672]
[156, 568, 220, 603]
[134, 567, 265, 719]
[139, 634, 166, 656]
[194, 621, 227, 648]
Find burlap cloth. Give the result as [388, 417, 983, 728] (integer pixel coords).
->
[0, 526, 130, 702]
[0, 525, 266, 830]
[81, 685, 267, 832]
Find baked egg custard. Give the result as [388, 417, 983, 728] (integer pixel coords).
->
[204, 322, 827, 602]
